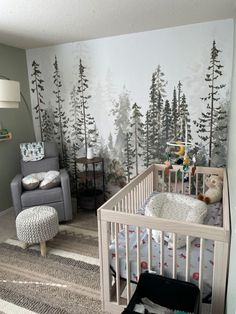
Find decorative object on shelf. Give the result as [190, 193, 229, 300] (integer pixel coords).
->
[77, 157, 105, 212]
[0, 79, 20, 108]
[87, 147, 94, 159]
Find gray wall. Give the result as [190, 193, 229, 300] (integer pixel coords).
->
[226, 18, 236, 314]
[0, 43, 35, 212]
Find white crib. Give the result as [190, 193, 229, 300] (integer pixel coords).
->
[97, 164, 230, 314]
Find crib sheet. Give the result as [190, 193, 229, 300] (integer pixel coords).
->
[109, 201, 223, 299]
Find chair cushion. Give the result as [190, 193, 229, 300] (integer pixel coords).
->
[21, 187, 63, 208]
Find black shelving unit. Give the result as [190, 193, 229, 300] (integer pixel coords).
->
[76, 157, 105, 212]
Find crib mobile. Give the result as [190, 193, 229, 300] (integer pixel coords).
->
[165, 120, 198, 181]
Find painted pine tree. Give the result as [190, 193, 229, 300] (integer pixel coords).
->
[176, 81, 183, 136]
[31, 60, 45, 140]
[194, 40, 226, 166]
[52, 56, 69, 166]
[147, 65, 167, 162]
[77, 59, 97, 157]
[155, 64, 168, 98]
[111, 87, 131, 163]
[171, 87, 178, 139]
[179, 94, 192, 141]
[123, 132, 135, 182]
[148, 73, 158, 162]
[211, 100, 228, 166]
[143, 110, 151, 168]
[162, 100, 172, 143]
[41, 109, 53, 142]
[130, 102, 144, 176]
[67, 85, 82, 194]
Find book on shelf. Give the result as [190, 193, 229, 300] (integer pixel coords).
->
[0, 133, 10, 139]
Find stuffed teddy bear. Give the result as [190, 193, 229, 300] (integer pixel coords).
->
[198, 175, 223, 204]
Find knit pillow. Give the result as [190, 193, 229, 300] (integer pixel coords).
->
[39, 171, 60, 190]
[22, 175, 40, 190]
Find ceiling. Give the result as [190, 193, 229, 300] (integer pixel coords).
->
[0, 0, 235, 49]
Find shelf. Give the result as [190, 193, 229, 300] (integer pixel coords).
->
[0, 132, 12, 142]
[78, 171, 103, 179]
[77, 157, 103, 164]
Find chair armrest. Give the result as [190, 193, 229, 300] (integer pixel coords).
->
[60, 169, 73, 221]
[11, 174, 23, 216]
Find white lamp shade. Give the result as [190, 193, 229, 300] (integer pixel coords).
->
[0, 79, 20, 108]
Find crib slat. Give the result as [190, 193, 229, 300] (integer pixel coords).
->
[182, 172, 184, 194]
[162, 170, 165, 192]
[125, 225, 131, 302]
[168, 172, 171, 192]
[203, 174, 206, 194]
[185, 235, 190, 281]
[148, 228, 152, 272]
[175, 171, 177, 192]
[114, 223, 120, 304]
[172, 233, 176, 279]
[160, 231, 164, 275]
[136, 226, 141, 279]
[189, 172, 191, 195]
[199, 238, 204, 301]
[196, 173, 199, 196]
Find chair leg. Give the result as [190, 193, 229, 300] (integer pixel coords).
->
[40, 241, 46, 257]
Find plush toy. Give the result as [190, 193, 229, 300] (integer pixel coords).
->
[198, 175, 223, 204]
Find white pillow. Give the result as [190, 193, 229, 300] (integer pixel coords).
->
[145, 193, 207, 248]
[22, 175, 40, 190]
[39, 171, 60, 190]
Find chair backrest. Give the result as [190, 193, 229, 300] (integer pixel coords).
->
[20, 142, 60, 176]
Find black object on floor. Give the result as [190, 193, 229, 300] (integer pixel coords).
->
[122, 272, 200, 314]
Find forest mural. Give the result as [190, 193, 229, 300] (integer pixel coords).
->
[26, 19, 233, 194]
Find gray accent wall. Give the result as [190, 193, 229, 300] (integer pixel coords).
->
[0, 43, 35, 212]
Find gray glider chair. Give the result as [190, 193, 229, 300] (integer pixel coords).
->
[11, 142, 73, 222]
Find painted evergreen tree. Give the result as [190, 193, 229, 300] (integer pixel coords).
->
[155, 65, 168, 98]
[147, 66, 167, 162]
[31, 60, 45, 140]
[179, 94, 192, 141]
[143, 110, 151, 168]
[77, 58, 98, 157]
[41, 109, 53, 142]
[130, 102, 144, 176]
[171, 87, 178, 139]
[211, 101, 228, 166]
[176, 81, 183, 136]
[111, 87, 131, 162]
[162, 100, 172, 143]
[68, 85, 82, 194]
[52, 56, 69, 166]
[123, 132, 135, 182]
[148, 73, 158, 162]
[194, 40, 226, 166]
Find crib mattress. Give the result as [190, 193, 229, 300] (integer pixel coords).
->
[109, 201, 223, 299]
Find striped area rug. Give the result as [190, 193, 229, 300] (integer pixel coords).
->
[0, 225, 101, 314]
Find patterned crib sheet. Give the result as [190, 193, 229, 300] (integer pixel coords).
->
[109, 201, 223, 299]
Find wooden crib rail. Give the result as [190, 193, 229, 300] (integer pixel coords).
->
[100, 209, 229, 242]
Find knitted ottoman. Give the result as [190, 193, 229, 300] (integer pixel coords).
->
[16, 206, 59, 257]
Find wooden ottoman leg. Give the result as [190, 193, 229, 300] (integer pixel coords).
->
[40, 241, 46, 257]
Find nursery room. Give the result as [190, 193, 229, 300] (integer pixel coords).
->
[0, 0, 236, 313]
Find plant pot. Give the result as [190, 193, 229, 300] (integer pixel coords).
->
[77, 188, 104, 210]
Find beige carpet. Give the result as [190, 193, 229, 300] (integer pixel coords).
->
[0, 220, 102, 314]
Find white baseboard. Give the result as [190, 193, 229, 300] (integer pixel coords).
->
[0, 207, 14, 217]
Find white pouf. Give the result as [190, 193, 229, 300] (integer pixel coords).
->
[16, 206, 59, 257]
